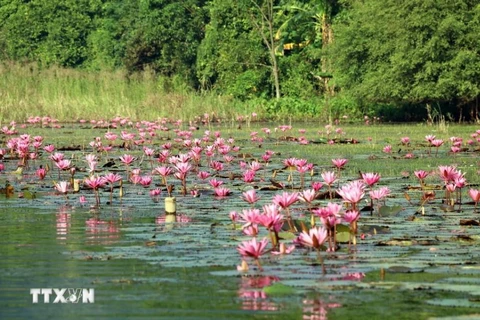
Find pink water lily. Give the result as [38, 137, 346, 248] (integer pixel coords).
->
[431, 139, 444, 147]
[469, 189, 480, 212]
[332, 158, 348, 169]
[104, 172, 122, 204]
[237, 237, 269, 270]
[272, 191, 298, 230]
[149, 188, 161, 202]
[242, 224, 259, 237]
[431, 139, 444, 156]
[153, 166, 173, 185]
[84, 175, 107, 207]
[139, 175, 153, 187]
[119, 154, 136, 166]
[143, 146, 155, 157]
[50, 152, 64, 162]
[283, 157, 297, 168]
[43, 144, 55, 153]
[400, 137, 410, 145]
[343, 209, 361, 245]
[361, 172, 381, 187]
[174, 162, 192, 195]
[36, 167, 47, 180]
[237, 237, 269, 259]
[214, 187, 231, 197]
[209, 178, 223, 188]
[299, 189, 316, 203]
[55, 159, 71, 170]
[369, 187, 390, 201]
[321, 171, 337, 186]
[438, 165, 460, 183]
[311, 181, 323, 192]
[84, 175, 107, 190]
[272, 191, 298, 209]
[242, 189, 260, 205]
[469, 189, 480, 202]
[343, 209, 360, 224]
[312, 202, 342, 219]
[55, 181, 69, 195]
[197, 171, 210, 180]
[295, 226, 328, 250]
[242, 170, 255, 183]
[425, 135, 436, 143]
[258, 205, 283, 232]
[337, 182, 365, 209]
[414, 170, 429, 181]
[239, 208, 262, 227]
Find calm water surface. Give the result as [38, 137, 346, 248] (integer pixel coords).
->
[0, 204, 308, 320]
[2, 123, 480, 319]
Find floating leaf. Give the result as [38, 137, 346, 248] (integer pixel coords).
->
[22, 190, 37, 199]
[379, 205, 404, 216]
[376, 239, 413, 246]
[426, 299, 480, 308]
[440, 204, 455, 212]
[429, 315, 480, 320]
[263, 282, 296, 296]
[277, 231, 296, 240]
[335, 224, 351, 243]
[386, 266, 423, 273]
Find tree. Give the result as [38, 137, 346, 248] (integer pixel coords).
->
[98, 0, 207, 87]
[331, 0, 480, 120]
[275, 0, 341, 119]
[0, 0, 100, 67]
[197, 0, 338, 101]
[248, 0, 281, 99]
[196, 0, 271, 98]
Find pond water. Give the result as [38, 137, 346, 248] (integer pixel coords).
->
[1, 122, 480, 319]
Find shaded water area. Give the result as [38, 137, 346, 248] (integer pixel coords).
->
[1, 122, 480, 319]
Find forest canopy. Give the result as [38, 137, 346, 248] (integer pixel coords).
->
[0, 0, 478, 121]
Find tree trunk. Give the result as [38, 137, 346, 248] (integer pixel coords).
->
[250, 0, 281, 99]
[271, 54, 281, 99]
[426, 103, 433, 125]
[321, 11, 334, 123]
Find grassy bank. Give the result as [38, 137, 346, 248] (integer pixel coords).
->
[0, 62, 265, 123]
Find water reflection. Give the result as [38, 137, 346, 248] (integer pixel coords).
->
[55, 206, 71, 241]
[237, 276, 279, 311]
[340, 271, 365, 281]
[85, 218, 120, 245]
[155, 213, 192, 224]
[155, 213, 191, 232]
[302, 297, 342, 320]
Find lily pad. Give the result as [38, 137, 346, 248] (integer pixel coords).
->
[335, 224, 351, 243]
[379, 205, 404, 216]
[262, 282, 296, 296]
[426, 299, 480, 308]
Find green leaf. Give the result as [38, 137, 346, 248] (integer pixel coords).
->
[263, 282, 296, 296]
[23, 190, 37, 199]
[335, 224, 351, 243]
[379, 205, 404, 216]
[278, 231, 296, 240]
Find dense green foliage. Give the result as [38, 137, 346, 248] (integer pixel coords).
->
[331, 0, 480, 121]
[0, 0, 478, 121]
